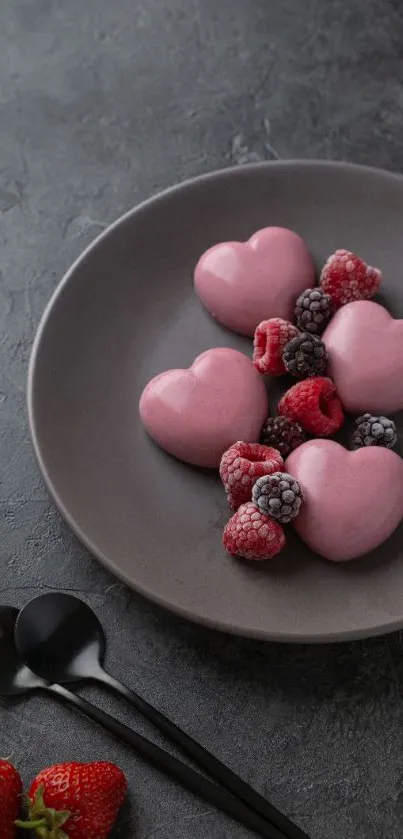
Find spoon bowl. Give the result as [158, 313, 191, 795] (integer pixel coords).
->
[14, 592, 105, 683]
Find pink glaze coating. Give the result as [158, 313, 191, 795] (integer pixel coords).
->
[139, 348, 269, 468]
[194, 227, 315, 337]
[286, 439, 403, 561]
[323, 301, 403, 415]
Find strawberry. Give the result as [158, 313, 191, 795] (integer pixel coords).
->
[0, 759, 22, 839]
[17, 761, 127, 839]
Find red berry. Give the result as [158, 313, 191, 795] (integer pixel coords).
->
[23, 762, 127, 839]
[253, 318, 299, 376]
[220, 441, 283, 511]
[278, 377, 344, 436]
[0, 760, 22, 839]
[223, 502, 286, 560]
[320, 249, 381, 308]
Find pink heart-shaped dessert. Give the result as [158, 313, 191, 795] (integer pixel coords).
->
[286, 440, 403, 561]
[139, 348, 268, 468]
[194, 227, 315, 337]
[323, 301, 403, 414]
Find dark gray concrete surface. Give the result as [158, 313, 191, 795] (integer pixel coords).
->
[2, 1, 403, 836]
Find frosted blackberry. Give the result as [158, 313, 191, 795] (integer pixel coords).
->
[282, 333, 328, 378]
[352, 414, 397, 449]
[252, 472, 304, 524]
[294, 288, 333, 335]
[261, 416, 306, 458]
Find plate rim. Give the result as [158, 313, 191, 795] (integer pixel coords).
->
[27, 158, 403, 644]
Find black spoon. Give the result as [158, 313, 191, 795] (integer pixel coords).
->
[0, 604, 286, 839]
[15, 593, 308, 839]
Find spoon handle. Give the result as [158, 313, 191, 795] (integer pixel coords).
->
[47, 683, 284, 839]
[99, 671, 308, 839]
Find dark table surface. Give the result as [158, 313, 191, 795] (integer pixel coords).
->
[2, 1, 403, 837]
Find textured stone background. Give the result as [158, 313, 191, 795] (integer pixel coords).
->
[2, 1, 403, 836]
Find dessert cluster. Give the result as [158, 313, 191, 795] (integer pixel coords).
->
[139, 228, 403, 563]
[218, 248, 401, 562]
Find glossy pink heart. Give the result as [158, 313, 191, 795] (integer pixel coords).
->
[286, 440, 403, 561]
[194, 227, 315, 337]
[323, 301, 403, 414]
[139, 348, 268, 468]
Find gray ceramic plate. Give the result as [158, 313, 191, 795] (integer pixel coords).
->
[28, 160, 403, 643]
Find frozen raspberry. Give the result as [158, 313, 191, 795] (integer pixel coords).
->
[278, 377, 344, 436]
[223, 502, 286, 560]
[261, 416, 306, 457]
[352, 414, 397, 450]
[294, 288, 333, 335]
[252, 472, 304, 523]
[320, 249, 382, 308]
[253, 318, 299, 376]
[219, 441, 284, 511]
[282, 333, 328, 378]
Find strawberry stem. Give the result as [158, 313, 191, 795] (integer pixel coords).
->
[15, 786, 71, 838]
[15, 818, 47, 829]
